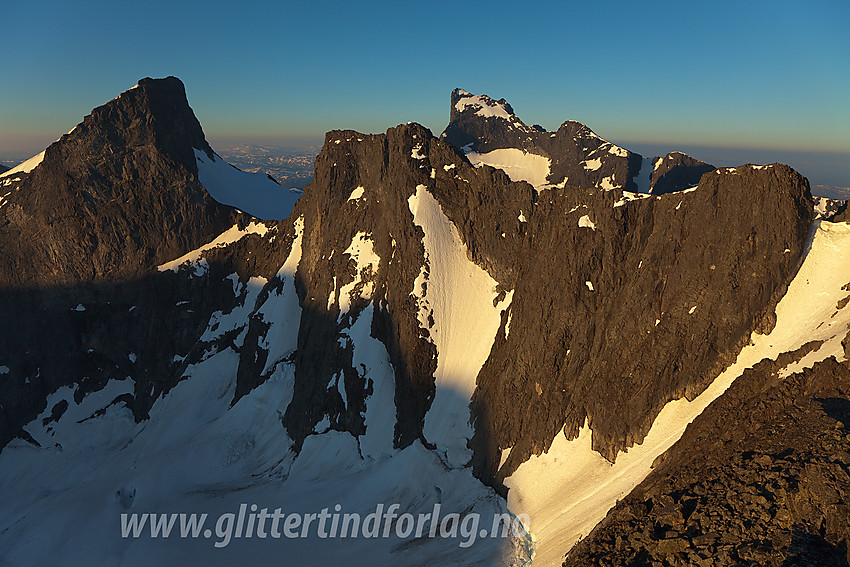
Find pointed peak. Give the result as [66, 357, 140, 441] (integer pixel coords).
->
[78, 76, 214, 167]
[558, 120, 601, 138]
[451, 89, 517, 121]
[108, 76, 188, 107]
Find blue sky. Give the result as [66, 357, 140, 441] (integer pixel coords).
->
[1, 0, 848, 184]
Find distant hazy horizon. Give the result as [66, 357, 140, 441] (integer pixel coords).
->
[1, 0, 847, 180]
[3, 133, 847, 189]
[2, 0, 847, 188]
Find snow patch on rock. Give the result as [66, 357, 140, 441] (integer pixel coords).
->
[578, 215, 596, 230]
[347, 186, 365, 201]
[466, 148, 551, 190]
[581, 158, 602, 171]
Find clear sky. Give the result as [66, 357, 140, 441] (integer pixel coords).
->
[1, 0, 848, 184]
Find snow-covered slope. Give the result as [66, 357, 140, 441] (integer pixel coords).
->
[465, 149, 551, 190]
[0, 212, 534, 566]
[410, 184, 514, 466]
[0, 150, 45, 178]
[194, 149, 301, 220]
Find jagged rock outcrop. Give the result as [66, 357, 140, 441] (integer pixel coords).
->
[565, 345, 850, 566]
[443, 88, 714, 194]
[269, 121, 813, 485]
[281, 124, 535, 451]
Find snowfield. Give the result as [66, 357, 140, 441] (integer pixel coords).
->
[0, 150, 45, 178]
[3, 185, 846, 566]
[2, 210, 847, 566]
[194, 148, 301, 220]
[0, 211, 533, 566]
[465, 148, 551, 190]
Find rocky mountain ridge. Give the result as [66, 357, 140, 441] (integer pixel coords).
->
[443, 88, 714, 194]
[0, 78, 845, 567]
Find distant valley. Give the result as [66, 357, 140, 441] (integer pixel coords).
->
[213, 144, 320, 188]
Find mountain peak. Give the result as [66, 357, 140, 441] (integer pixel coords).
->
[451, 88, 515, 115]
[559, 119, 598, 133]
[449, 88, 522, 125]
[75, 76, 214, 170]
[443, 89, 533, 157]
[0, 76, 238, 287]
[443, 89, 715, 194]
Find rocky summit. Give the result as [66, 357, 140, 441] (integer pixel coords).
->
[0, 78, 848, 567]
[443, 88, 714, 194]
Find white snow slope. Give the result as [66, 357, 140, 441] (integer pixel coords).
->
[0, 209, 533, 566]
[0, 151, 45, 178]
[194, 148, 301, 220]
[409, 184, 514, 467]
[466, 148, 551, 190]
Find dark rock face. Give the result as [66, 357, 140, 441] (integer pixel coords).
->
[280, 126, 439, 449]
[651, 151, 715, 194]
[276, 121, 813, 488]
[565, 348, 850, 567]
[0, 77, 236, 287]
[471, 164, 813, 487]
[0, 77, 254, 450]
[280, 124, 535, 451]
[443, 88, 715, 194]
[0, 164, 8, 174]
